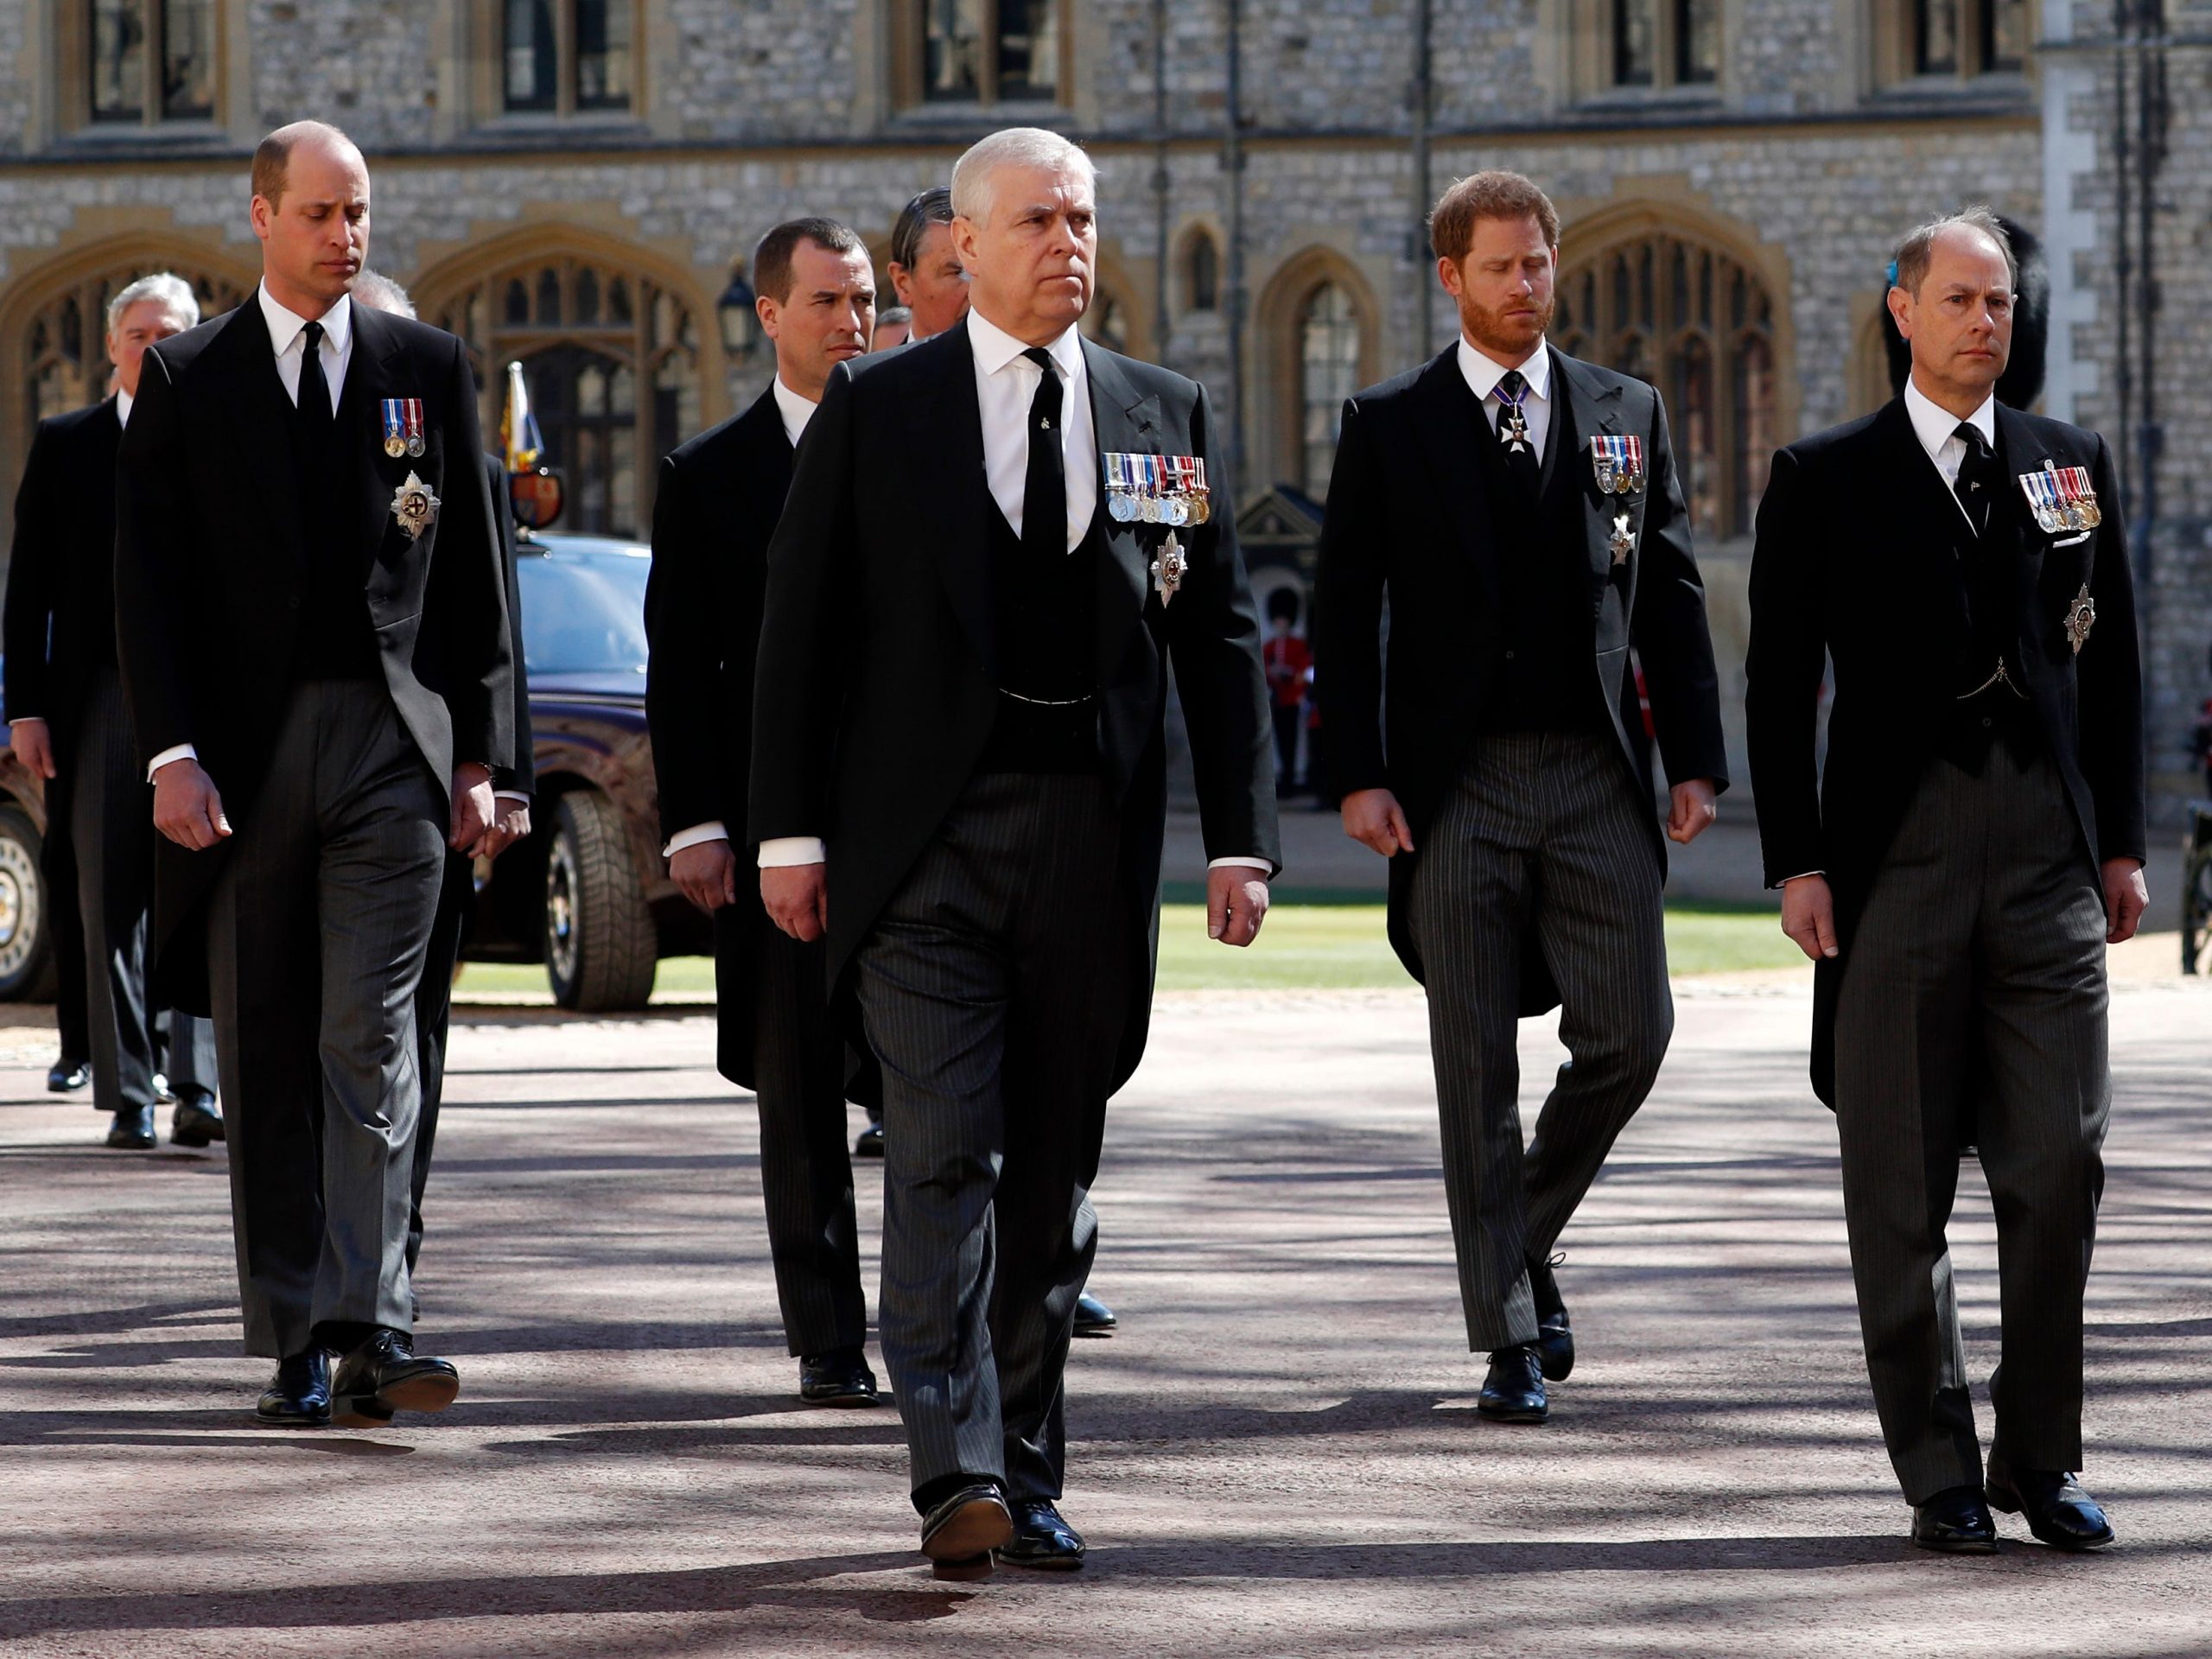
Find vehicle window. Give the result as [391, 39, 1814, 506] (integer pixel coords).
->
[516, 553, 650, 676]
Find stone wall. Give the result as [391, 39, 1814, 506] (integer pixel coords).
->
[0, 0, 2202, 818]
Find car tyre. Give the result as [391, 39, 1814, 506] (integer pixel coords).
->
[543, 791, 657, 1011]
[0, 804, 59, 1003]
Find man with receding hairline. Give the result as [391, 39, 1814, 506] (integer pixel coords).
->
[1318, 169, 1726, 1428]
[1748, 208, 2144, 1554]
[751, 127, 1277, 1576]
[113, 120, 513, 1430]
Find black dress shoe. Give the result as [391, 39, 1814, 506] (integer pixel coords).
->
[1529, 1255, 1573, 1382]
[854, 1122, 886, 1159]
[1072, 1292, 1117, 1336]
[254, 1349, 332, 1427]
[47, 1058, 90, 1093]
[1911, 1484, 2000, 1554]
[997, 1498, 1085, 1570]
[1477, 1343, 1548, 1423]
[919, 1484, 1012, 1581]
[329, 1328, 460, 1426]
[798, 1347, 880, 1406]
[104, 1105, 156, 1150]
[170, 1090, 224, 1148]
[1987, 1463, 2113, 1550]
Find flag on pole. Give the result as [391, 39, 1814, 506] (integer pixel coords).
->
[500, 359, 543, 474]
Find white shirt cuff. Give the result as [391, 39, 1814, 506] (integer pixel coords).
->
[758, 836, 826, 868]
[1774, 870, 1825, 886]
[1209, 856, 1273, 872]
[147, 743, 197, 782]
[663, 821, 729, 859]
[494, 790, 531, 805]
[8, 715, 43, 725]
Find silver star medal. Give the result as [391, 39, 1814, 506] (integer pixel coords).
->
[1151, 531, 1187, 605]
[390, 471, 441, 542]
[2064, 584, 2095, 654]
[1610, 512, 1634, 565]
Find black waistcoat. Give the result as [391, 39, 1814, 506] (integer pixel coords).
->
[1936, 452, 2038, 772]
[287, 372, 381, 682]
[976, 499, 1103, 774]
[1459, 377, 1607, 734]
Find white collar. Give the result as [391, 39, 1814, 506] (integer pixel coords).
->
[1904, 376, 1996, 464]
[771, 375, 817, 448]
[1457, 335, 1550, 403]
[967, 308, 1083, 380]
[115, 389, 133, 429]
[257, 281, 353, 359]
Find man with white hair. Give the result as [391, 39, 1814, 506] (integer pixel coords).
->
[752, 127, 1278, 1576]
[6, 271, 221, 1151]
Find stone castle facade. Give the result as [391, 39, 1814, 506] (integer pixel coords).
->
[0, 1, 2204, 812]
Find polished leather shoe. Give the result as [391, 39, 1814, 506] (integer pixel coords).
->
[170, 1090, 224, 1148]
[1911, 1485, 2000, 1554]
[996, 1498, 1086, 1569]
[920, 1484, 1012, 1581]
[47, 1057, 90, 1093]
[854, 1122, 886, 1159]
[1529, 1255, 1573, 1382]
[1987, 1463, 2113, 1550]
[104, 1105, 156, 1149]
[330, 1328, 460, 1425]
[254, 1349, 332, 1427]
[798, 1347, 880, 1406]
[1072, 1292, 1117, 1337]
[1477, 1343, 1548, 1423]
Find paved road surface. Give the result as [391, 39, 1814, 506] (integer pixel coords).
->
[1, 971, 2206, 1656]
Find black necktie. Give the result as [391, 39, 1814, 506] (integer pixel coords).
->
[1492, 368, 1540, 498]
[1953, 421, 1998, 538]
[1020, 346, 1066, 560]
[298, 319, 334, 441]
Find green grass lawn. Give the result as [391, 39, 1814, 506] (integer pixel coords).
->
[457, 903, 1808, 1001]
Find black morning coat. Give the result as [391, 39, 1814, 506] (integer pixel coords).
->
[3, 397, 130, 925]
[1745, 396, 2145, 1104]
[1315, 344, 1730, 1012]
[747, 323, 1281, 1094]
[113, 298, 514, 1013]
[645, 384, 797, 1090]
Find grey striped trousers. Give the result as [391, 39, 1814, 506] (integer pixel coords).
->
[854, 771, 1125, 1511]
[1406, 732, 1672, 1353]
[1834, 745, 2107, 1503]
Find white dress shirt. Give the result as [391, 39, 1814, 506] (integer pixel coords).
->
[258, 282, 353, 419]
[967, 308, 1096, 552]
[1457, 334, 1553, 461]
[756, 310, 1268, 877]
[674, 378, 819, 861]
[1904, 376, 1997, 528]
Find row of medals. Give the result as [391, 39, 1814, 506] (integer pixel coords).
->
[1108, 486, 1211, 528]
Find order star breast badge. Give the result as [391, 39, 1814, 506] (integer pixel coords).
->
[2064, 584, 2095, 654]
[390, 472, 441, 541]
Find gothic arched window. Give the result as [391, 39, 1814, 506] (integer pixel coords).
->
[1555, 232, 1777, 539]
[1296, 283, 1361, 500]
[429, 253, 700, 538]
